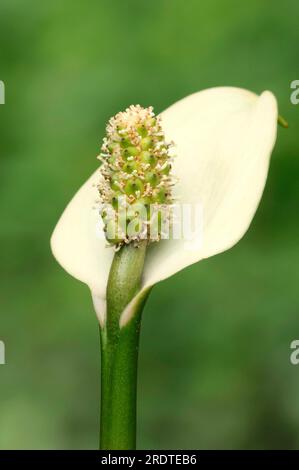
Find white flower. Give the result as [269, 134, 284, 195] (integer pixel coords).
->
[51, 87, 278, 326]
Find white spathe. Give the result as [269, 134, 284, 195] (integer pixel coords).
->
[51, 87, 278, 326]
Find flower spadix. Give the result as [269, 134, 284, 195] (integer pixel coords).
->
[98, 105, 174, 246]
[51, 87, 278, 326]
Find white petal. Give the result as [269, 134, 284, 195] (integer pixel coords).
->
[51, 172, 113, 323]
[142, 87, 277, 290]
[50, 87, 278, 325]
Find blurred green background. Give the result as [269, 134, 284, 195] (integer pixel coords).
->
[0, 0, 299, 449]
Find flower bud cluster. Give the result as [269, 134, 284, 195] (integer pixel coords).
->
[98, 105, 175, 246]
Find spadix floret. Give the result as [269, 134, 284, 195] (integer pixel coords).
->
[98, 105, 175, 246]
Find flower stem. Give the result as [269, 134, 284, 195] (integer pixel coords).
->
[99, 241, 148, 450]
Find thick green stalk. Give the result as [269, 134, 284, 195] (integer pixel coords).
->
[100, 241, 149, 450]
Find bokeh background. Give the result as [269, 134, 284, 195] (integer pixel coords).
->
[0, 0, 299, 449]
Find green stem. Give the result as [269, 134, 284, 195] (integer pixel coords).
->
[99, 241, 148, 450]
